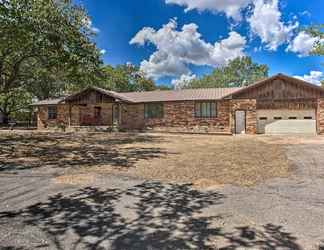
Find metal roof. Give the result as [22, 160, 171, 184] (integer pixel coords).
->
[30, 97, 66, 106]
[30, 74, 324, 106]
[120, 88, 242, 103]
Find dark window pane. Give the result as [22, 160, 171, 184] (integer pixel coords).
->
[144, 103, 164, 119]
[211, 102, 216, 117]
[48, 106, 57, 120]
[195, 102, 217, 118]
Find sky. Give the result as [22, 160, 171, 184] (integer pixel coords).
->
[75, 0, 324, 87]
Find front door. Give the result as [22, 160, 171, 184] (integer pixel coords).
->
[112, 104, 120, 126]
[235, 110, 246, 134]
[94, 107, 102, 125]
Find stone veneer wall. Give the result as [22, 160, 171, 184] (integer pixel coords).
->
[230, 99, 257, 134]
[121, 100, 231, 133]
[317, 98, 324, 134]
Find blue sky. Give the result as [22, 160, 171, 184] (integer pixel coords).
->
[76, 0, 324, 87]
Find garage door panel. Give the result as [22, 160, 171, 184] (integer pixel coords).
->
[257, 109, 316, 134]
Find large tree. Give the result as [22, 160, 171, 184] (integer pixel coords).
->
[94, 64, 157, 92]
[187, 56, 269, 89]
[0, 0, 102, 122]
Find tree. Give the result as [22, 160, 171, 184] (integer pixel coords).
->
[97, 64, 156, 92]
[307, 24, 324, 55]
[0, 0, 102, 123]
[187, 57, 269, 89]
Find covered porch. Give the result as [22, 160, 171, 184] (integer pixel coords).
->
[64, 87, 130, 128]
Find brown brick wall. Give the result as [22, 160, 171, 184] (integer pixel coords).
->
[37, 103, 113, 129]
[121, 100, 231, 133]
[120, 104, 145, 130]
[317, 99, 324, 134]
[231, 99, 257, 134]
[37, 99, 259, 134]
[37, 105, 69, 129]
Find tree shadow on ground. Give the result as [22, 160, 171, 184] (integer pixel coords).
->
[0, 133, 170, 172]
[0, 182, 303, 250]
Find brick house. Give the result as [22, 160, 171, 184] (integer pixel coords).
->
[32, 74, 324, 135]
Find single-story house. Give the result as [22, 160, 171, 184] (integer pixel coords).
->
[31, 74, 324, 135]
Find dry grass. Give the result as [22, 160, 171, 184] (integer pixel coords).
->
[54, 173, 96, 185]
[0, 131, 294, 188]
[113, 134, 292, 188]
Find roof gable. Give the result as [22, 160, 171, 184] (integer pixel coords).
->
[225, 74, 324, 100]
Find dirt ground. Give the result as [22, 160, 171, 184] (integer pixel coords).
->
[0, 131, 291, 188]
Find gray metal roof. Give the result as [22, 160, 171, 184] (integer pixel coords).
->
[120, 88, 242, 103]
[30, 97, 66, 106]
[31, 87, 242, 105]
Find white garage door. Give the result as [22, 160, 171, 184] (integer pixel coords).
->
[257, 109, 316, 134]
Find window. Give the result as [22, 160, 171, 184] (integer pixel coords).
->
[289, 117, 297, 120]
[304, 117, 313, 120]
[48, 106, 57, 120]
[259, 117, 267, 120]
[274, 117, 282, 120]
[195, 102, 217, 118]
[144, 103, 164, 119]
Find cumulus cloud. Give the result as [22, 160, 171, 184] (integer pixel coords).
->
[287, 31, 322, 57]
[100, 49, 106, 55]
[294, 71, 323, 85]
[165, 0, 252, 20]
[248, 0, 298, 51]
[130, 19, 246, 79]
[83, 17, 100, 33]
[171, 74, 196, 89]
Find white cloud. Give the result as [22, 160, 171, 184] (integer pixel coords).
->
[165, 0, 252, 20]
[83, 17, 100, 33]
[248, 0, 298, 51]
[171, 74, 196, 89]
[287, 31, 321, 57]
[130, 19, 246, 79]
[100, 49, 106, 55]
[294, 71, 323, 85]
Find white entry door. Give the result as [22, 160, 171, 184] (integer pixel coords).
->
[235, 110, 246, 134]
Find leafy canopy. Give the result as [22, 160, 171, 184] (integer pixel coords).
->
[307, 24, 324, 56]
[187, 56, 269, 89]
[0, 0, 101, 121]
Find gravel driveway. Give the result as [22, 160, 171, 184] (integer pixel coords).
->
[0, 133, 324, 249]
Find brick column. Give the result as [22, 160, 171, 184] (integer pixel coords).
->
[317, 99, 324, 134]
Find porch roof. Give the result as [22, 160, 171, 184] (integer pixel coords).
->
[30, 97, 66, 106]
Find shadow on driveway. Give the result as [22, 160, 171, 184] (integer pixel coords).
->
[0, 181, 302, 250]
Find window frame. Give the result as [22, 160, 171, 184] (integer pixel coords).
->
[194, 101, 217, 118]
[48, 106, 57, 120]
[144, 103, 164, 119]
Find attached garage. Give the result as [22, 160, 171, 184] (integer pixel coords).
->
[256, 109, 316, 134]
[227, 74, 324, 135]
